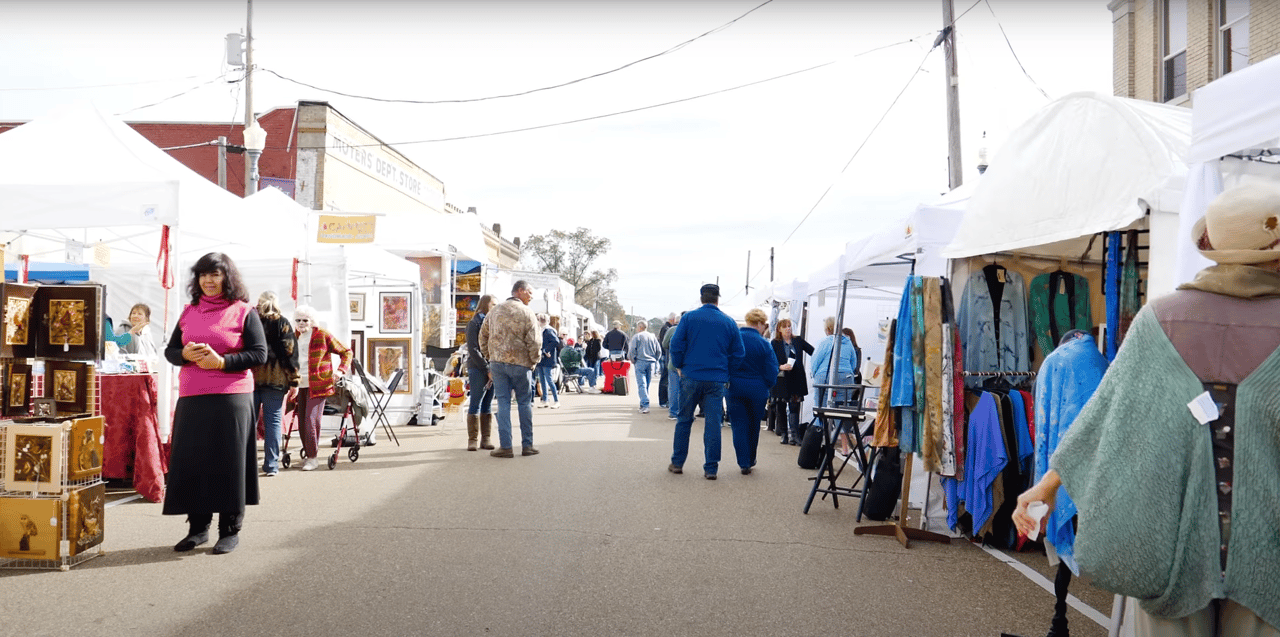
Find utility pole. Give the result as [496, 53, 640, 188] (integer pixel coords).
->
[745, 250, 751, 296]
[770, 247, 774, 283]
[243, 0, 255, 194]
[217, 136, 227, 189]
[942, 0, 963, 190]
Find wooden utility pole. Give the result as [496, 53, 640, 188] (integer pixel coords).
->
[942, 0, 963, 189]
[243, 0, 255, 194]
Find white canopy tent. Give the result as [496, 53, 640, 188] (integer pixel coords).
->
[1170, 55, 1280, 292]
[943, 92, 1192, 263]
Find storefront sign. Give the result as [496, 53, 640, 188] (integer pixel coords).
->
[328, 133, 428, 202]
[317, 215, 376, 243]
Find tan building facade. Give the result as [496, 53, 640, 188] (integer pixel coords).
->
[1111, 0, 1280, 103]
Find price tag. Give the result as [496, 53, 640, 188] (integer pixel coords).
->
[1188, 391, 1219, 425]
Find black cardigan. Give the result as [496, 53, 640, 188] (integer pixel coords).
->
[771, 335, 814, 398]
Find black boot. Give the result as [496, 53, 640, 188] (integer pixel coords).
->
[213, 512, 243, 554]
[1045, 562, 1072, 637]
[174, 514, 212, 552]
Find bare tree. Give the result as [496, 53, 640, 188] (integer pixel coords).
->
[521, 227, 621, 323]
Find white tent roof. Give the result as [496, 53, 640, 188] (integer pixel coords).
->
[944, 92, 1192, 258]
[374, 210, 490, 263]
[1189, 54, 1280, 163]
[0, 102, 243, 228]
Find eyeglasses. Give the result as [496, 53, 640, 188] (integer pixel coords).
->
[296, 318, 311, 323]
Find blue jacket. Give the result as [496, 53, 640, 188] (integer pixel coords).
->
[810, 335, 858, 384]
[537, 327, 561, 369]
[729, 327, 778, 398]
[669, 304, 744, 383]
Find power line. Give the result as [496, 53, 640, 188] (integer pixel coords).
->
[115, 73, 237, 116]
[258, 0, 776, 106]
[983, 0, 1050, 100]
[0, 74, 206, 92]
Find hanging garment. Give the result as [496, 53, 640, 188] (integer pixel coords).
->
[1118, 228, 1141, 343]
[1034, 332, 1108, 574]
[958, 265, 1029, 385]
[873, 319, 900, 448]
[1104, 231, 1122, 360]
[1029, 270, 1092, 358]
[950, 325, 966, 482]
[943, 391, 1008, 534]
[939, 326, 957, 477]
[889, 279, 916, 408]
[921, 277, 945, 472]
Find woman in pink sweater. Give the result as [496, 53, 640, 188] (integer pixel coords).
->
[164, 253, 267, 555]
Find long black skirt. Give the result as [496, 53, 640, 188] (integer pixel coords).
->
[163, 392, 259, 515]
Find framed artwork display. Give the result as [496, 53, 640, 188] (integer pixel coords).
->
[3, 362, 32, 417]
[4, 423, 65, 493]
[32, 398, 55, 418]
[34, 284, 104, 360]
[349, 292, 366, 322]
[350, 330, 365, 365]
[0, 282, 38, 358]
[44, 361, 90, 415]
[0, 497, 62, 559]
[367, 337, 412, 394]
[378, 292, 412, 334]
[67, 483, 105, 556]
[67, 416, 104, 481]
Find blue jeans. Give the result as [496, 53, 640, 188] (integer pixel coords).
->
[535, 364, 558, 402]
[570, 367, 598, 387]
[634, 359, 656, 409]
[491, 362, 534, 449]
[666, 369, 681, 418]
[728, 389, 768, 469]
[816, 372, 857, 408]
[254, 386, 287, 473]
[672, 376, 727, 475]
[467, 367, 494, 415]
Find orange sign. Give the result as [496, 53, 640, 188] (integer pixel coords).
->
[317, 215, 376, 243]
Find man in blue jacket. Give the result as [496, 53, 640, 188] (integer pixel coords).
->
[668, 283, 745, 480]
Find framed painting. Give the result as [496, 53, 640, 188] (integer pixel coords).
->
[378, 292, 412, 334]
[350, 330, 365, 365]
[0, 282, 38, 358]
[0, 497, 62, 559]
[67, 483, 105, 556]
[45, 360, 89, 415]
[349, 292, 366, 322]
[32, 398, 55, 418]
[34, 284, 104, 360]
[3, 362, 32, 418]
[67, 415, 104, 481]
[367, 337, 412, 394]
[5, 423, 65, 493]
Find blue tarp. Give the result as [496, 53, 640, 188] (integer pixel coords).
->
[4, 262, 91, 283]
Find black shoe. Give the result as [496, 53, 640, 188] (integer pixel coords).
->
[780, 438, 790, 445]
[741, 467, 752, 475]
[667, 463, 682, 474]
[521, 446, 540, 456]
[704, 473, 717, 480]
[174, 531, 209, 552]
[212, 535, 239, 554]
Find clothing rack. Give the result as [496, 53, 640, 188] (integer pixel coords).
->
[960, 371, 1037, 377]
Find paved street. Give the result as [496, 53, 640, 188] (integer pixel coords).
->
[3, 383, 1115, 637]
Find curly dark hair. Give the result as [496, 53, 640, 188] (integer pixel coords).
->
[187, 252, 249, 304]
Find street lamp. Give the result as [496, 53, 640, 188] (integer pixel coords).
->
[243, 119, 267, 195]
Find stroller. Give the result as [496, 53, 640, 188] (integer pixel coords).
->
[281, 360, 400, 469]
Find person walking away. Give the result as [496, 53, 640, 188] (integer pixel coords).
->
[251, 291, 298, 476]
[728, 309, 778, 474]
[628, 320, 662, 413]
[465, 295, 496, 451]
[584, 330, 603, 380]
[771, 318, 814, 445]
[479, 280, 543, 458]
[535, 314, 561, 408]
[662, 312, 684, 420]
[657, 313, 677, 408]
[164, 252, 267, 554]
[1012, 183, 1280, 636]
[293, 305, 352, 471]
[669, 284, 745, 480]
[603, 321, 628, 360]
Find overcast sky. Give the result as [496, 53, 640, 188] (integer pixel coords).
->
[0, 0, 1112, 318]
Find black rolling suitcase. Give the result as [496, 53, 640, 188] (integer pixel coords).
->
[613, 375, 629, 396]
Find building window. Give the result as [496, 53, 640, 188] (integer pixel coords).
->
[1163, 0, 1188, 101]
[1219, 0, 1250, 76]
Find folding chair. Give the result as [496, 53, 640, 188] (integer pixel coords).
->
[355, 359, 402, 447]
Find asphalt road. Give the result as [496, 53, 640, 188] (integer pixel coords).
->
[1, 383, 1116, 637]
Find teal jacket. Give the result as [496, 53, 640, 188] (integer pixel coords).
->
[1052, 307, 1280, 626]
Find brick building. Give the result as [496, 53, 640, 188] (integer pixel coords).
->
[1111, 0, 1280, 103]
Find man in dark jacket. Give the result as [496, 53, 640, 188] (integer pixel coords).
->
[657, 313, 677, 408]
[668, 284, 745, 480]
[602, 321, 628, 359]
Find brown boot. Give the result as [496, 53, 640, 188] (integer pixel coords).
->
[479, 413, 495, 449]
[466, 414, 479, 451]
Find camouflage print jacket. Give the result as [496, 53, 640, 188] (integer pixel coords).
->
[478, 297, 541, 369]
